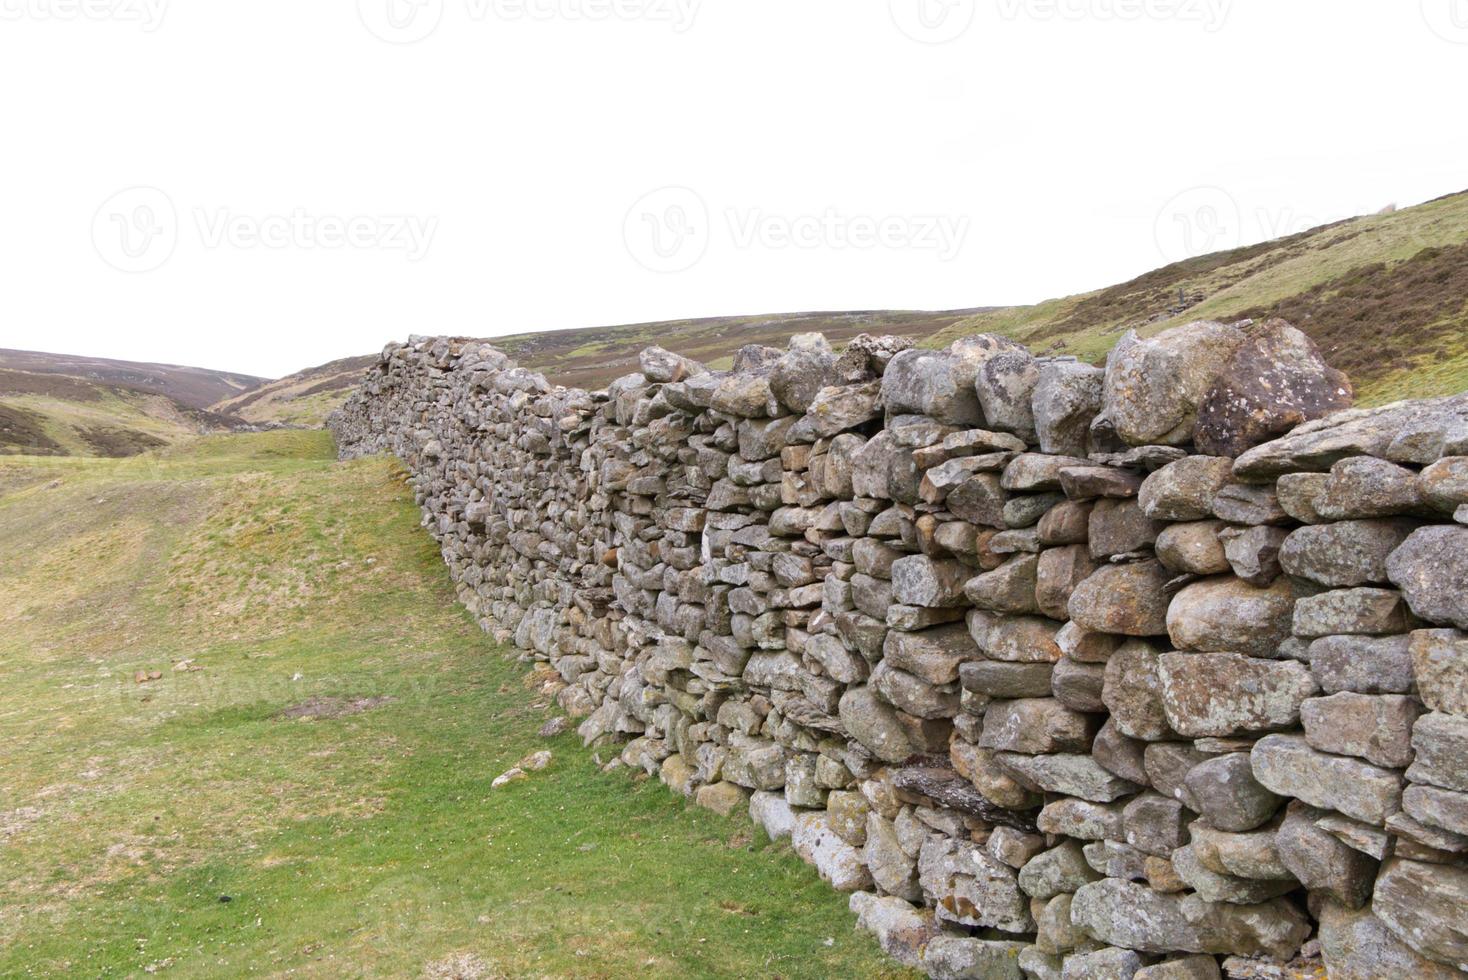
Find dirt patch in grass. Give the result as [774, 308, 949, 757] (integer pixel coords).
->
[277, 695, 397, 720]
[0, 403, 63, 455]
[77, 424, 169, 458]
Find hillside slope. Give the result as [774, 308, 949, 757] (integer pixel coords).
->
[211, 354, 378, 427]
[926, 189, 1468, 405]
[0, 432, 907, 978]
[0, 368, 243, 457]
[0, 348, 266, 410]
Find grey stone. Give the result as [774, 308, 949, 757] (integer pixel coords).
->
[1276, 472, 1330, 524]
[1404, 784, 1468, 837]
[883, 337, 1022, 427]
[1052, 657, 1107, 713]
[960, 659, 1055, 699]
[768, 348, 837, 414]
[974, 348, 1042, 443]
[838, 686, 917, 763]
[1033, 361, 1104, 456]
[1167, 577, 1296, 657]
[796, 381, 883, 439]
[1318, 901, 1466, 980]
[1220, 525, 1289, 587]
[1187, 822, 1291, 881]
[979, 698, 1099, 755]
[995, 751, 1142, 803]
[1134, 955, 1222, 980]
[1372, 858, 1468, 971]
[1139, 457, 1236, 521]
[639, 345, 705, 383]
[1233, 391, 1468, 477]
[1068, 561, 1173, 637]
[1090, 498, 1166, 559]
[919, 834, 1033, 933]
[1155, 521, 1231, 576]
[1184, 753, 1285, 832]
[1102, 321, 1247, 447]
[1193, 319, 1353, 458]
[1210, 483, 1289, 526]
[1387, 525, 1468, 630]
[1092, 719, 1150, 784]
[1018, 840, 1101, 899]
[1409, 711, 1468, 793]
[1171, 844, 1296, 904]
[1250, 734, 1403, 825]
[1309, 634, 1416, 694]
[1276, 803, 1378, 908]
[1278, 519, 1420, 587]
[1300, 693, 1422, 769]
[983, 615, 1064, 664]
[892, 555, 971, 609]
[1102, 641, 1174, 741]
[1069, 878, 1310, 959]
[1037, 798, 1126, 841]
[1036, 545, 1098, 621]
[1413, 629, 1468, 714]
[849, 892, 935, 970]
[966, 555, 1040, 615]
[1292, 587, 1411, 638]
[1315, 456, 1427, 520]
[1123, 792, 1189, 857]
[864, 813, 921, 902]
[1061, 947, 1147, 980]
[922, 935, 1028, 980]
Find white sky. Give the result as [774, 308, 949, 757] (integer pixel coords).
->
[2, 0, 1465, 379]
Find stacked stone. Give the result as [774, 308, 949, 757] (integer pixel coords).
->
[331, 321, 1468, 979]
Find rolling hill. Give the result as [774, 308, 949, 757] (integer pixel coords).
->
[925, 189, 1468, 406]
[0, 348, 266, 410]
[210, 353, 379, 427]
[0, 367, 248, 458]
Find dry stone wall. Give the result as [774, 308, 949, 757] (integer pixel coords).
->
[331, 321, 1468, 979]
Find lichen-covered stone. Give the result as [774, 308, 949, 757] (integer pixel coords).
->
[1069, 878, 1310, 959]
[1166, 577, 1296, 657]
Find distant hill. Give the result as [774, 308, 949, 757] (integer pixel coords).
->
[211, 354, 379, 427]
[924, 189, 1468, 406]
[0, 367, 244, 457]
[0, 348, 267, 410]
[492, 309, 993, 390]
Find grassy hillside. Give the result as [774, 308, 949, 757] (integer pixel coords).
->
[0, 348, 266, 410]
[211, 354, 378, 428]
[0, 368, 243, 458]
[925, 190, 1468, 406]
[0, 432, 909, 979]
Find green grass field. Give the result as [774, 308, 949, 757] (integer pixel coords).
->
[0, 432, 909, 979]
